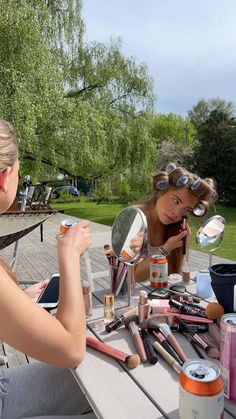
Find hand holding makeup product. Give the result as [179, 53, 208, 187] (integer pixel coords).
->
[86, 337, 140, 369]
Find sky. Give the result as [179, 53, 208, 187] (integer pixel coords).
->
[82, 0, 236, 116]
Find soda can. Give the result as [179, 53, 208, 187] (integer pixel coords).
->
[60, 219, 78, 234]
[150, 255, 168, 288]
[220, 313, 236, 401]
[179, 359, 224, 419]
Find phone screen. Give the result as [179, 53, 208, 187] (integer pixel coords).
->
[38, 274, 60, 305]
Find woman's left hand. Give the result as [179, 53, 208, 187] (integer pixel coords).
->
[24, 279, 49, 303]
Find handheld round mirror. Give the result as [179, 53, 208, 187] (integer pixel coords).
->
[196, 214, 226, 266]
[111, 207, 147, 264]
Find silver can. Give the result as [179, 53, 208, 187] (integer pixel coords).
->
[179, 359, 224, 419]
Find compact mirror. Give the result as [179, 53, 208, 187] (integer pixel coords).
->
[196, 214, 226, 266]
[112, 207, 147, 264]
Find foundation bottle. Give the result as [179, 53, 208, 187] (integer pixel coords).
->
[182, 255, 190, 283]
[103, 293, 115, 323]
[82, 281, 93, 317]
[138, 290, 150, 324]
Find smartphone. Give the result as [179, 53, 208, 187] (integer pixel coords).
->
[37, 273, 60, 309]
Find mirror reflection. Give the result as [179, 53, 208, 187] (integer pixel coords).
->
[112, 207, 147, 264]
[196, 215, 226, 251]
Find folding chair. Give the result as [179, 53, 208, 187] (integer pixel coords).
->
[28, 185, 53, 210]
[0, 176, 56, 270]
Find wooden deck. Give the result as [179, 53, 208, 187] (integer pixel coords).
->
[0, 212, 233, 368]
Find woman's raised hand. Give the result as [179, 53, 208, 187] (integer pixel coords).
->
[164, 223, 190, 253]
[57, 220, 92, 258]
[130, 231, 144, 255]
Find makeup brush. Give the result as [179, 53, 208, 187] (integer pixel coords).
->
[164, 312, 213, 324]
[184, 333, 205, 359]
[158, 323, 188, 363]
[152, 340, 182, 374]
[205, 302, 225, 320]
[152, 330, 183, 365]
[139, 329, 158, 364]
[182, 217, 187, 255]
[176, 318, 220, 359]
[208, 323, 220, 348]
[86, 337, 140, 369]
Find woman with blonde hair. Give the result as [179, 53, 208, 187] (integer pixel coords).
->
[134, 162, 217, 281]
[0, 119, 95, 418]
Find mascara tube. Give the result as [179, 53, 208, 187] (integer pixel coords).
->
[182, 217, 187, 255]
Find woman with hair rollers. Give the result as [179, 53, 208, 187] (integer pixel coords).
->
[0, 119, 95, 418]
[133, 163, 218, 282]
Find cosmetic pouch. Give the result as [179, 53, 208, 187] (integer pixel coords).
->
[209, 263, 236, 313]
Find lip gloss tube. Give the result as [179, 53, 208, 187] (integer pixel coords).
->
[128, 321, 147, 363]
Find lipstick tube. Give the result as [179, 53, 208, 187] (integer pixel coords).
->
[152, 330, 183, 365]
[128, 321, 147, 363]
[105, 315, 124, 333]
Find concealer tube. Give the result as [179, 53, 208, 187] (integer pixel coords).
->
[152, 341, 182, 374]
[158, 323, 188, 363]
[82, 281, 93, 317]
[128, 321, 147, 363]
[138, 290, 150, 324]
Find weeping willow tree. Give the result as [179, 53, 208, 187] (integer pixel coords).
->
[0, 0, 155, 181]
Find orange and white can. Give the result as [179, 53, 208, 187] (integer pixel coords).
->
[179, 359, 224, 419]
[60, 219, 78, 234]
[150, 255, 168, 288]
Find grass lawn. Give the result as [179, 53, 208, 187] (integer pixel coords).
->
[52, 200, 236, 261]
